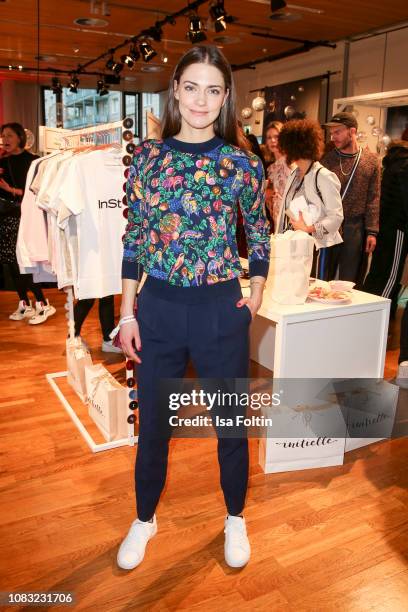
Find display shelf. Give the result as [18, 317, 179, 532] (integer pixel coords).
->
[46, 371, 137, 453]
[333, 88, 408, 110]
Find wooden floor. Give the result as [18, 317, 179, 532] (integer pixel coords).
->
[0, 289, 407, 612]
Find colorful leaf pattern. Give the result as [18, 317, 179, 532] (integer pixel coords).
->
[123, 139, 270, 286]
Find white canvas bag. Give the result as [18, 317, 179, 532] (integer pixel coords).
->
[85, 363, 128, 442]
[260, 378, 347, 473]
[66, 337, 93, 399]
[267, 230, 315, 304]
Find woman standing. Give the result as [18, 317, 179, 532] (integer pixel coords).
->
[276, 119, 343, 279]
[117, 46, 270, 570]
[0, 123, 55, 323]
[264, 121, 291, 229]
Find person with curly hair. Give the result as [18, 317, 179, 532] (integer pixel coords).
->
[276, 119, 343, 280]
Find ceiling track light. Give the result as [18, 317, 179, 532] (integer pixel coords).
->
[51, 76, 62, 95]
[188, 12, 207, 43]
[139, 40, 157, 63]
[146, 22, 163, 43]
[210, 0, 228, 32]
[96, 77, 109, 96]
[105, 53, 123, 74]
[121, 44, 140, 68]
[121, 53, 134, 68]
[69, 2, 213, 79]
[69, 73, 79, 93]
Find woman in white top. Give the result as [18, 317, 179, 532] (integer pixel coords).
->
[276, 119, 343, 280]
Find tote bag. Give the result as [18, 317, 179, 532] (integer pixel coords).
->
[267, 230, 315, 304]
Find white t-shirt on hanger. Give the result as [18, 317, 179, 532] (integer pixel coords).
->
[17, 157, 49, 269]
[56, 148, 126, 299]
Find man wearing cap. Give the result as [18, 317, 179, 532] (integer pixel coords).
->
[321, 112, 381, 282]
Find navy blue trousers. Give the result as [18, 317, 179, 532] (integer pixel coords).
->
[135, 277, 251, 521]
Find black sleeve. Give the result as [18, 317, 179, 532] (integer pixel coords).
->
[398, 172, 408, 235]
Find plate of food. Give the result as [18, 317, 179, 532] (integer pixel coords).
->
[329, 280, 355, 292]
[308, 285, 352, 304]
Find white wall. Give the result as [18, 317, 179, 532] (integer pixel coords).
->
[234, 26, 408, 140]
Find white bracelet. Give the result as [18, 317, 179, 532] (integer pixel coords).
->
[119, 316, 136, 327]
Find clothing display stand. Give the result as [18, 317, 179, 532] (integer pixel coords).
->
[44, 121, 137, 452]
[46, 287, 137, 453]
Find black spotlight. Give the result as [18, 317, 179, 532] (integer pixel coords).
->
[96, 78, 109, 97]
[129, 44, 141, 62]
[51, 76, 62, 94]
[210, 0, 227, 32]
[146, 22, 163, 42]
[106, 54, 123, 74]
[271, 0, 287, 11]
[105, 55, 115, 71]
[188, 14, 207, 43]
[68, 74, 79, 93]
[121, 44, 140, 68]
[139, 41, 157, 62]
[121, 53, 134, 68]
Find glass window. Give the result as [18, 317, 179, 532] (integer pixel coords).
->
[43, 88, 57, 127]
[124, 93, 139, 137]
[42, 87, 154, 137]
[43, 87, 124, 129]
[142, 92, 162, 139]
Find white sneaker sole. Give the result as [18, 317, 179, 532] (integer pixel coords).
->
[28, 306, 56, 325]
[9, 310, 35, 321]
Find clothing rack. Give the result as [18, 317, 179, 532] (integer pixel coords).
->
[39, 120, 125, 154]
[43, 122, 137, 451]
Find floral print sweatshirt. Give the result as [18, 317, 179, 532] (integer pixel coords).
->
[122, 136, 270, 287]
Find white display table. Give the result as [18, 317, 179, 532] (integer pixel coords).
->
[244, 283, 391, 472]
[250, 288, 390, 378]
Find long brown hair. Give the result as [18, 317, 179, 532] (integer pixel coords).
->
[161, 45, 246, 148]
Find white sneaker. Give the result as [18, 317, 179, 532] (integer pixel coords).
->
[396, 361, 408, 389]
[28, 300, 56, 325]
[117, 516, 157, 570]
[9, 300, 34, 320]
[224, 515, 251, 568]
[102, 339, 123, 353]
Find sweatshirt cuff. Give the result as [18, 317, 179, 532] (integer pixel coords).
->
[313, 221, 326, 241]
[249, 259, 269, 279]
[121, 259, 144, 281]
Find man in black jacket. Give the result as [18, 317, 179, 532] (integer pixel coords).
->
[363, 140, 408, 385]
